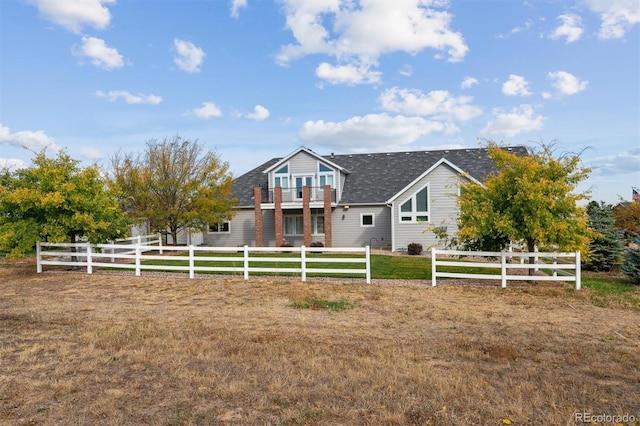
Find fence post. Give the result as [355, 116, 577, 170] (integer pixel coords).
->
[135, 245, 141, 277]
[243, 245, 249, 280]
[575, 251, 581, 290]
[534, 246, 539, 272]
[552, 252, 558, 277]
[36, 242, 42, 273]
[137, 235, 142, 246]
[431, 248, 437, 287]
[189, 245, 195, 279]
[87, 242, 93, 274]
[110, 240, 115, 263]
[365, 245, 371, 284]
[301, 245, 307, 282]
[158, 232, 163, 254]
[501, 251, 507, 288]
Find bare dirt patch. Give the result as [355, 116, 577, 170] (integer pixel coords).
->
[1, 261, 639, 425]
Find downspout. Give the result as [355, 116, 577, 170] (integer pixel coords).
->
[388, 202, 395, 252]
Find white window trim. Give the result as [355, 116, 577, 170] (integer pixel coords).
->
[208, 222, 231, 233]
[398, 183, 430, 224]
[283, 214, 325, 236]
[360, 213, 375, 228]
[318, 161, 335, 189]
[273, 162, 290, 190]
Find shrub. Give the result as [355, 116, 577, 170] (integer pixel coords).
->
[622, 235, 640, 284]
[310, 241, 324, 247]
[407, 243, 423, 255]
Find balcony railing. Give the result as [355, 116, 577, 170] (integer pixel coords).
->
[261, 187, 337, 204]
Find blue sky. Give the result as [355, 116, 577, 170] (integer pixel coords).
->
[1, 0, 638, 204]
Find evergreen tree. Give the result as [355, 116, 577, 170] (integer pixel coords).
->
[583, 201, 624, 272]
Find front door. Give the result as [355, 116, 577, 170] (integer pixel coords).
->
[295, 176, 313, 199]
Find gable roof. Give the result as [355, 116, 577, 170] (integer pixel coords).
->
[231, 146, 528, 206]
[263, 146, 349, 174]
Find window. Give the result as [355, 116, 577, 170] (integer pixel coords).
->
[318, 163, 335, 188]
[274, 164, 289, 189]
[361, 213, 374, 227]
[284, 214, 324, 235]
[209, 222, 230, 233]
[399, 185, 429, 223]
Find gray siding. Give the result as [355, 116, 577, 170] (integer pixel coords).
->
[202, 209, 257, 247]
[332, 205, 391, 248]
[392, 164, 460, 251]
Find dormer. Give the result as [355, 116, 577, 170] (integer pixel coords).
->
[262, 147, 348, 205]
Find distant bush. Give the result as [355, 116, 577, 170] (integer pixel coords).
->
[310, 241, 324, 247]
[407, 243, 423, 256]
[622, 235, 640, 284]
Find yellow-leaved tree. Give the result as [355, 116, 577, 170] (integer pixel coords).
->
[109, 136, 236, 244]
[457, 142, 594, 272]
[0, 150, 130, 258]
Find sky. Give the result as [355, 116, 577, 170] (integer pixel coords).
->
[0, 0, 638, 204]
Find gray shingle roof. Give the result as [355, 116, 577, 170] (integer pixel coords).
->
[232, 146, 528, 206]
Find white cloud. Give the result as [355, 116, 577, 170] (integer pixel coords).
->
[299, 113, 445, 151]
[173, 39, 205, 73]
[379, 87, 482, 121]
[29, 0, 115, 33]
[589, 147, 640, 174]
[315, 62, 381, 85]
[0, 124, 61, 152]
[481, 105, 545, 137]
[548, 71, 588, 96]
[95, 90, 162, 105]
[0, 158, 28, 171]
[585, 0, 640, 39]
[231, 0, 247, 18]
[549, 14, 584, 43]
[460, 76, 478, 89]
[74, 36, 124, 70]
[398, 64, 413, 77]
[502, 74, 532, 97]
[541, 91, 553, 99]
[244, 105, 270, 121]
[190, 102, 223, 119]
[79, 147, 103, 160]
[496, 19, 534, 38]
[276, 0, 468, 85]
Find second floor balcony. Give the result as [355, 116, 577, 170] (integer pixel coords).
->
[260, 186, 337, 204]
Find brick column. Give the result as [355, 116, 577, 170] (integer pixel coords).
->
[254, 187, 263, 247]
[323, 185, 332, 248]
[303, 186, 312, 247]
[274, 186, 283, 247]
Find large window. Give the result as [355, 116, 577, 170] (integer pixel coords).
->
[399, 185, 429, 223]
[274, 164, 289, 189]
[318, 163, 334, 188]
[284, 214, 324, 235]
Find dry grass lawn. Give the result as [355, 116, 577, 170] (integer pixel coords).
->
[1, 259, 639, 425]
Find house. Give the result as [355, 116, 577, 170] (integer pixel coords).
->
[203, 146, 528, 251]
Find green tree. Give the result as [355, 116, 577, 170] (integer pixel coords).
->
[110, 136, 235, 244]
[583, 201, 624, 271]
[456, 142, 593, 272]
[0, 150, 129, 258]
[622, 235, 640, 284]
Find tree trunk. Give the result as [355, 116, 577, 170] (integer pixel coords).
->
[68, 231, 79, 270]
[527, 238, 536, 277]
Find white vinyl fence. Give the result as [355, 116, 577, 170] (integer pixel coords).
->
[36, 239, 371, 284]
[431, 249, 581, 289]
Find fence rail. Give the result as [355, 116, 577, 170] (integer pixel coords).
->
[36, 240, 371, 283]
[431, 249, 581, 289]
